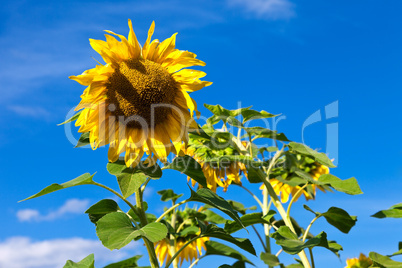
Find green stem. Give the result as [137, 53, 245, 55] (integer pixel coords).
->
[258, 148, 311, 268]
[302, 216, 321, 242]
[262, 184, 272, 268]
[170, 200, 179, 268]
[155, 200, 189, 223]
[188, 255, 206, 268]
[286, 183, 308, 219]
[165, 236, 200, 268]
[237, 184, 264, 210]
[251, 225, 267, 252]
[308, 248, 315, 268]
[135, 188, 160, 268]
[91, 182, 140, 228]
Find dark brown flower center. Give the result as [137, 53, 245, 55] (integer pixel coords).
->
[106, 59, 177, 128]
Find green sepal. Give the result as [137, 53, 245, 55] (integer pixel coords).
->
[75, 132, 90, 148]
[58, 111, 82, 126]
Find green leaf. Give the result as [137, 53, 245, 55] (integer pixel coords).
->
[218, 262, 246, 268]
[288, 142, 335, 168]
[327, 240, 343, 257]
[63, 254, 94, 268]
[85, 199, 122, 224]
[157, 189, 183, 202]
[164, 155, 207, 188]
[321, 207, 357, 234]
[271, 226, 330, 255]
[203, 209, 227, 224]
[260, 252, 280, 266]
[242, 127, 289, 142]
[224, 213, 269, 234]
[200, 223, 256, 255]
[318, 174, 363, 195]
[303, 205, 357, 234]
[227, 200, 257, 215]
[188, 188, 244, 229]
[262, 210, 277, 222]
[241, 109, 278, 122]
[178, 226, 199, 237]
[369, 252, 402, 267]
[245, 166, 263, 183]
[107, 160, 162, 198]
[107, 160, 162, 179]
[205, 241, 254, 265]
[371, 203, 402, 219]
[21, 173, 95, 201]
[75, 132, 90, 148]
[58, 111, 82, 126]
[96, 212, 167, 249]
[103, 255, 150, 268]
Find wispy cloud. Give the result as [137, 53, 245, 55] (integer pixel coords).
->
[227, 0, 295, 19]
[16, 199, 90, 222]
[0, 236, 139, 268]
[7, 105, 51, 119]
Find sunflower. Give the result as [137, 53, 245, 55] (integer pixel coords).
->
[155, 236, 209, 267]
[261, 161, 329, 203]
[70, 20, 211, 167]
[183, 145, 247, 192]
[345, 253, 373, 268]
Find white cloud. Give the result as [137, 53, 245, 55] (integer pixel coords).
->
[7, 105, 51, 119]
[17, 199, 90, 222]
[0, 236, 140, 268]
[227, 0, 295, 19]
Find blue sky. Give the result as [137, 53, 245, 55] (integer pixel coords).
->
[1, 0, 402, 267]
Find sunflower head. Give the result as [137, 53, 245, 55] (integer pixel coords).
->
[154, 207, 209, 267]
[261, 154, 331, 203]
[345, 253, 373, 268]
[182, 136, 247, 192]
[70, 20, 211, 167]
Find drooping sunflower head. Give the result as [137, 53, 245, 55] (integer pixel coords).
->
[182, 138, 247, 192]
[261, 154, 330, 203]
[70, 20, 212, 167]
[345, 253, 372, 268]
[154, 207, 209, 267]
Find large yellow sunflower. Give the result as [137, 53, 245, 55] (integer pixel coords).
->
[261, 162, 329, 203]
[345, 253, 372, 268]
[155, 237, 209, 267]
[70, 20, 211, 167]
